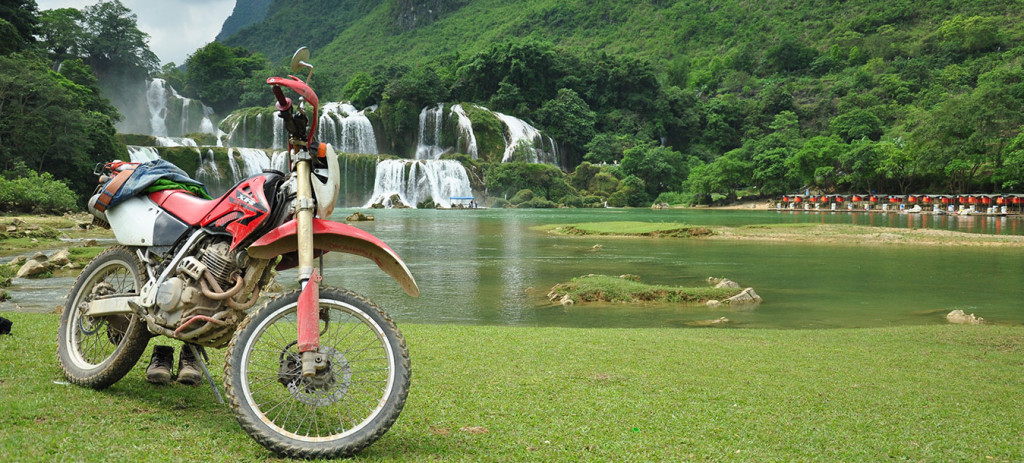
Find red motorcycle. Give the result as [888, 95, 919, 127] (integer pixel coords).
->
[57, 48, 419, 458]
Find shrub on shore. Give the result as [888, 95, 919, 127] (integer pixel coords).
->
[0, 172, 78, 213]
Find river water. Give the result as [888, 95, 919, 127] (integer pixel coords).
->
[5, 208, 1023, 329]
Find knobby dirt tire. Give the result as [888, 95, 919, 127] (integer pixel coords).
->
[224, 286, 411, 459]
[57, 246, 150, 389]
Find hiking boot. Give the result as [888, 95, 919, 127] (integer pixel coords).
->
[177, 345, 202, 386]
[145, 345, 174, 384]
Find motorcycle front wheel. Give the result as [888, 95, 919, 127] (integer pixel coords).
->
[224, 287, 410, 459]
[57, 246, 150, 389]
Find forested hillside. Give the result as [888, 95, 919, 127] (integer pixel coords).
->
[212, 0, 1024, 204]
[4, 0, 1024, 210]
[0, 0, 155, 210]
[215, 0, 275, 42]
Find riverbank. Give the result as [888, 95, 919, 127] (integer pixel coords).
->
[0, 213, 112, 256]
[0, 214, 111, 300]
[537, 221, 1024, 247]
[1, 313, 1019, 461]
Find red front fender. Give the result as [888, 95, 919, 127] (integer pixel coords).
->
[247, 218, 420, 297]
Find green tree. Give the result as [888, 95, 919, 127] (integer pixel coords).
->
[653, 85, 699, 151]
[912, 66, 1024, 193]
[0, 18, 20, 55]
[0, 0, 39, 52]
[874, 138, 917, 194]
[483, 162, 568, 199]
[185, 41, 267, 115]
[997, 130, 1024, 191]
[606, 175, 648, 207]
[752, 148, 794, 195]
[341, 71, 383, 108]
[621, 143, 685, 197]
[932, 15, 1001, 57]
[453, 38, 564, 111]
[0, 53, 122, 202]
[697, 95, 747, 154]
[37, 8, 86, 69]
[787, 136, 846, 190]
[81, 0, 159, 78]
[684, 149, 752, 199]
[762, 36, 816, 74]
[830, 109, 884, 142]
[836, 139, 879, 192]
[535, 88, 596, 159]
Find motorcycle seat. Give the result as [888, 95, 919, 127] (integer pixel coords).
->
[148, 189, 218, 226]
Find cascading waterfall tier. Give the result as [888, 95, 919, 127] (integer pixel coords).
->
[492, 109, 559, 164]
[364, 159, 473, 209]
[451, 104, 478, 159]
[127, 146, 161, 163]
[228, 148, 271, 178]
[224, 103, 380, 154]
[155, 137, 198, 147]
[319, 103, 379, 154]
[412, 103, 558, 165]
[144, 78, 218, 138]
[415, 104, 447, 160]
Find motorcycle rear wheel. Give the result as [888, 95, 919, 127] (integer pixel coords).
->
[57, 246, 150, 389]
[224, 287, 410, 459]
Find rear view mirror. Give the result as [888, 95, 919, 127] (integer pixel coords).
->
[290, 47, 311, 73]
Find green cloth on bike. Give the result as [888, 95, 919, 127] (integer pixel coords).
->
[143, 178, 213, 199]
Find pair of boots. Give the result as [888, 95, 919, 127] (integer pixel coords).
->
[145, 345, 202, 385]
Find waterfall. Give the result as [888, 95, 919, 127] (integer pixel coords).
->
[270, 150, 290, 173]
[200, 108, 216, 134]
[155, 137, 198, 147]
[451, 104, 478, 159]
[180, 99, 191, 136]
[272, 111, 285, 149]
[127, 145, 161, 163]
[319, 103, 378, 154]
[143, 78, 218, 137]
[493, 110, 558, 164]
[146, 79, 169, 137]
[415, 104, 447, 160]
[364, 159, 473, 209]
[195, 149, 228, 196]
[229, 148, 271, 178]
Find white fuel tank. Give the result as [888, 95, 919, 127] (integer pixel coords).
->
[105, 196, 189, 246]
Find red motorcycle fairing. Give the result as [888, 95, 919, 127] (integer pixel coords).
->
[247, 218, 420, 297]
[149, 175, 274, 250]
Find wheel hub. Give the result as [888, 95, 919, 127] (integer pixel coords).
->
[278, 347, 352, 406]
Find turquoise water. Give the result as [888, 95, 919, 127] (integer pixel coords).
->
[307, 208, 1024, 329]
[5, 208, 1021, 329]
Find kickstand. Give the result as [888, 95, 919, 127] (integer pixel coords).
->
[186, 344, 224, 404]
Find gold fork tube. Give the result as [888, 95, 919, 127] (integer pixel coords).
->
[294, 158, 315, 286]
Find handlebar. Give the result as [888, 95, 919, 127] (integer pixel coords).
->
[268, 76, 318, 150]
[272, 86, 292, 112]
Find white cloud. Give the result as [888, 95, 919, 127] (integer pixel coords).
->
[35, 0, 237, 65]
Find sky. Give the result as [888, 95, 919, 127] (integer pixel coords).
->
[35, 0, 236, 66]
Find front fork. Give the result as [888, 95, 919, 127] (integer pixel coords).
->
[294, 156, 323, 376]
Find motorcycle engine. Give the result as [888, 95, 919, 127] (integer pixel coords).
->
[152, 239, 243, 327]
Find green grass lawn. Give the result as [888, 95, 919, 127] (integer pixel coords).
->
[1, 313, 1021, 462]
